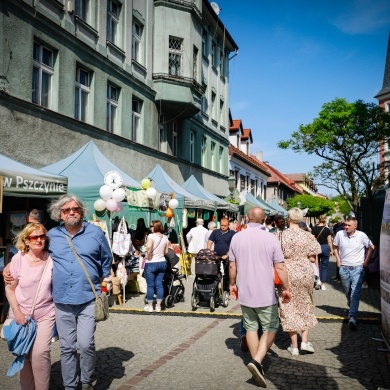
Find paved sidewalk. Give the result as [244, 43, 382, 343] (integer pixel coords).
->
[1, 258, 389, 389]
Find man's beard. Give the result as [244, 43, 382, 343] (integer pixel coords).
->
[64, 217, 81, 227]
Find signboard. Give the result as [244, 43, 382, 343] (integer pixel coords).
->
[380, 188, 390, 349]
[1, 170, 67, 197]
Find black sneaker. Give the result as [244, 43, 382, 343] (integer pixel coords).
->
[247, 359, 267, 388]
[348, 317, 357, 331]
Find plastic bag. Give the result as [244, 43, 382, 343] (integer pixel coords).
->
[112, 217, 131, 256]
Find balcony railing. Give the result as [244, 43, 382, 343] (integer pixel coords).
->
[152, 73, 205, 95]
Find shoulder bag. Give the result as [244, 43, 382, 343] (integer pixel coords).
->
[1, 257, 50, 340]
[65, 236, 109, 322]
[112, 217, 131, 257]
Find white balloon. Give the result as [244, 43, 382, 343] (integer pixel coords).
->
[112, 188, 126, 202]
[115, 202, 123, 213]
[99, 185, 113, 201]
[106, 199, 118, 211]
[168, 198, 179, 209]
[146, 187, 157, 199]
[94, 198, 107, 212]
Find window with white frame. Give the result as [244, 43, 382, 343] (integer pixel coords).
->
[75, 67, 90, 122]
[190, 131, 195, 163]
[158, 115, 166, 152]
[107, 84, 118, 133]
[211, 41, 216, 67]
[201, 84, 208, 114]
[75, 0, 89, 22]
[211, 142, 216, 170]
[202, 29, 207, 57]
[132, 98, 142, 141]
[219, 146, 224, 173]
[193, 46, 198, 80]
[107, 0, 120, 45]
[32, 42, 54, 108]
[219, 49, 225, 76]
[211, 92, 216, 120]
[169, 36, 183, 76]
[132, 20, 143, 64]
[172, 122, 178, 156]
[219, 99, 224, 124]
[201, 137, 206, 167]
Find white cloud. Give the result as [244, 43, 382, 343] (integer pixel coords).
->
[332, 0, 390, 34]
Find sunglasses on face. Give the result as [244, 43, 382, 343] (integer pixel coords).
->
[60, 207, 81, 215]
[28, 234, 46, 242]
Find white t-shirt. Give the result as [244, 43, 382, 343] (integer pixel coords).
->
[333, 230, 372, 266]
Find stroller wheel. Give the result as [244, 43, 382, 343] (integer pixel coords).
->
[222, 291, 229, 307]
[210, 296, 215, 312]
[191, 293, 198, 311]
[165, 295, 174, 308]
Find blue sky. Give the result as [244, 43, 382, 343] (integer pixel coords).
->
[216, 0, 390, 196]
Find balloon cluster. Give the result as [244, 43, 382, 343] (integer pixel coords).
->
[141, 178, 157, 199]
[94, 185, 126, 213]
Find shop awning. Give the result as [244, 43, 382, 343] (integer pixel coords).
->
[183, 175, 238, 212]
[0, 154, 67, 197]
[43, 141, 140, 200]
[147, 164, 215, 210]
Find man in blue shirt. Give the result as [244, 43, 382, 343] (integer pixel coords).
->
[47, 194, 112, 390]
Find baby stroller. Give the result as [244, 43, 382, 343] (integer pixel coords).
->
[191, 249, 229, 312]
[144, 248, 185, 308]
[163, 254, 185, 308]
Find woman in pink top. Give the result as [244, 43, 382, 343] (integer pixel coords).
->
[6, 223, 55, 390]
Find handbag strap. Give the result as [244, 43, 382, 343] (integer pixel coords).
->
[30, 256, 50, 316]
[151, 234, 164, 254]
[315, 226, 326, 239]
[65, 235, 98, 299]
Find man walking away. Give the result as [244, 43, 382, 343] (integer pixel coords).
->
[333, 217, 374, 331]
[229, 207, 291, 388]
[186, 218, 208, 276]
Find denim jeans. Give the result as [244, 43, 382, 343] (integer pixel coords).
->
[55, 300, 96, 389]
[339, 265, 365, 319]
[144, 261, 167, 302]
[319, 244, 331, 283]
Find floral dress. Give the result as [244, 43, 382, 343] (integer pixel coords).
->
[278, 228, 321, 332]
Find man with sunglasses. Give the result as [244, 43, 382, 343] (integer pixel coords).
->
[333, 216, 374, 331]
[46, 194, 112, 390]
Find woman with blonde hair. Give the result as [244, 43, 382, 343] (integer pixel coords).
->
[5, 223, 55, 389]
[279, 208, 321, 355]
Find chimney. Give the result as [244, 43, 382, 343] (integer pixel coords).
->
[256, 151, 263, 161]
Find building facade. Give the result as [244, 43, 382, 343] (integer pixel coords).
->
[375, 33, 390, 186]
[0, 0, 238, 196]
[228, 117, 270, 199]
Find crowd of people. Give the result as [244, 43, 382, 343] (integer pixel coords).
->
[1, 196, 380, 389]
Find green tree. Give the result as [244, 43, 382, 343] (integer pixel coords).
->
[330, 195, 351, 216]
[286, 195, 334, 217]
[279, 98, 390, 234]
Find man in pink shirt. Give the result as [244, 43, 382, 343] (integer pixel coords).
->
[229, 207, 291, 388]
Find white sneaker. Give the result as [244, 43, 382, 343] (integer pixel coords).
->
[287, 345, 299, 356]
[321, 284, 326, 291]
[301, 341, 315, 353]
[156, 306, 161, 313]
[144, 305, 153, 313]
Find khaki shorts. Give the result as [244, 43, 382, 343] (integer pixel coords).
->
[241, 304, 279, 333]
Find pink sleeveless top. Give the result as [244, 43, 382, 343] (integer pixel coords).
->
[9, 251, 55, 321]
